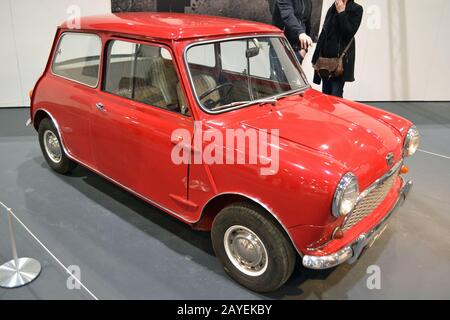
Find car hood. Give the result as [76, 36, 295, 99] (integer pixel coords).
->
[241, 93, 405, 185]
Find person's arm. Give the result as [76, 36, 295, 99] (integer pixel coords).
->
[300, 16, 311, 57]
[277, 0, 305, 37]
[336, 4, 363, 38]
[305, 14, 312, 40]
[306, 0, 312, 37]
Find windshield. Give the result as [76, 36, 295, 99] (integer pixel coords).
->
[185, 36, 308, 113]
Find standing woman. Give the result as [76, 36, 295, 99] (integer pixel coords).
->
[312, 0, 363, 97]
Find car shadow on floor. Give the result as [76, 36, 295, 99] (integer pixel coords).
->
[26, 156, 392, 299]
[37, 158, 216, 256]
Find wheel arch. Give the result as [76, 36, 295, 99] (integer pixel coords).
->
[194, 192, 302, 256]
[33, 108, 68, 151]
[33, 109, 51, 130]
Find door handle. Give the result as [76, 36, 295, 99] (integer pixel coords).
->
[96, 103, 106, 112]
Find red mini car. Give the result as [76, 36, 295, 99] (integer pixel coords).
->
[29, 13, 419, 292]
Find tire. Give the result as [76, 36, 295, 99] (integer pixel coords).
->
[38, 118, 77, 174]
[211, 202, 296, 293]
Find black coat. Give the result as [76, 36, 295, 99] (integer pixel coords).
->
[272, 0, 312, 50]
[312, 0, 363, 84]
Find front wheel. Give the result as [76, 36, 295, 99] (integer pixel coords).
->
[211, 203, 296, 292]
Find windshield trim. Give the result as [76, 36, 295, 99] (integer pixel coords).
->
[183, 34, 310, 115]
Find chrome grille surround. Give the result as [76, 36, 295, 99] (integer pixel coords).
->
[342, 161, 402, 231]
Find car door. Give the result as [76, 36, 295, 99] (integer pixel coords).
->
[49, 32, 103, 166]
[91, 38, 195, 220]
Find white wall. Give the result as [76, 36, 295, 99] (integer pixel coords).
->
[1, 0, 449, 106]
[302, 0, 450, 101]
[0, 0, 111, 108]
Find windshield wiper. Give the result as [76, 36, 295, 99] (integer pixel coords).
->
[210, 98, 277, 112]
[273, 87, 306, 101]
[209, 87, 306, 112]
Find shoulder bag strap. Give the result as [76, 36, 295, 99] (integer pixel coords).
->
[340, 38, 354, 59]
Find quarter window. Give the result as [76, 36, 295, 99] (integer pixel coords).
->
[52, 33, 101, 87]
[186, 44, 216, 68]
[103, 40, 189, 115]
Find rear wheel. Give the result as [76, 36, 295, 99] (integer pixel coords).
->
[211, 203, 296, 292]
[38, 118, 77, 174]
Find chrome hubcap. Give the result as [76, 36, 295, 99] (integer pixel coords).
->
[43, 130, 62, 163]
[224, 225, 268, 277]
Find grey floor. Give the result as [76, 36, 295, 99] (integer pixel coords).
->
[0, 103, 449, 300]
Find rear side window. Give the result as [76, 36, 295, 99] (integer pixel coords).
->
[52, 33, 102, 87]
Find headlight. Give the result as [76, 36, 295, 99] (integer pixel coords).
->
[403, 126, 420, 157]
[332, 173, 359, 218]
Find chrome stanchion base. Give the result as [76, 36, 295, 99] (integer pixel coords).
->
[0, 257, 41, 288]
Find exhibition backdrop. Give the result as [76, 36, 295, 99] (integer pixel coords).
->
[1, 0, 449, 107]
[111, 0, 324, 41]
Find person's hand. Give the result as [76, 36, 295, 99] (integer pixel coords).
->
[335, 0, 347, 13]
[300, 49, 307, 58]
[299, 33, 312, 50]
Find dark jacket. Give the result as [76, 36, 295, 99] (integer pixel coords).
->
[272, 0, 312, 50]
[312, 0, 363, 84]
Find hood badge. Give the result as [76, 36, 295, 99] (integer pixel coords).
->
[386, 152, 395, 167]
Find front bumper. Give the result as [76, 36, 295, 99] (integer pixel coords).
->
[302, 179, 412, 270]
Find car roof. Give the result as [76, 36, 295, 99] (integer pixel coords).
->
[60, 13, 282, 40]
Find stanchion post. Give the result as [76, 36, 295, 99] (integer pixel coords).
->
[0, 205, 42, 288]
[7, 209, 20, 270]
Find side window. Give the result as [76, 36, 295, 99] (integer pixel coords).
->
[249, 40, 271, 79]
[103, 40, 189, 115]
[221, 40, 246, 73]
[221, 39, 271, 78]
[103, 41, 136, 99]
[52, 33, 101, 87]
[186, 44, 215, 68]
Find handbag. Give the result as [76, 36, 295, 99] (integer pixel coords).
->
[313, 38, 354, 79]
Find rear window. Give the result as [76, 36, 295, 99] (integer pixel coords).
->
[52, 33, 102, 87]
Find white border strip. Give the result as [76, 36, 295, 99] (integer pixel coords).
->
[0, 201, 99, 300]
[418, 149, 450, 160]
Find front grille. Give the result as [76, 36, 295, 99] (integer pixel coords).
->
[342, 167, 400, 231]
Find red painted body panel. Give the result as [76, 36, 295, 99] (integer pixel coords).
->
[31, 14, 413, 256]
[289, 176, 404, 255]
[59, 13, 282, 40]
[36, 74, 96, 166]
[92, 90, 195, 217]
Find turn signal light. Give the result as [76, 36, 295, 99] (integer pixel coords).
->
[400, 165, 409, 174]
[29, 90, 33, 99]
[333, 228, 344, 239]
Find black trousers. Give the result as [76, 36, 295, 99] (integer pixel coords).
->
[322, 77, 345, 98]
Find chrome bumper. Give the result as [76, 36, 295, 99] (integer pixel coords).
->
[302, 179, 412, 270]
